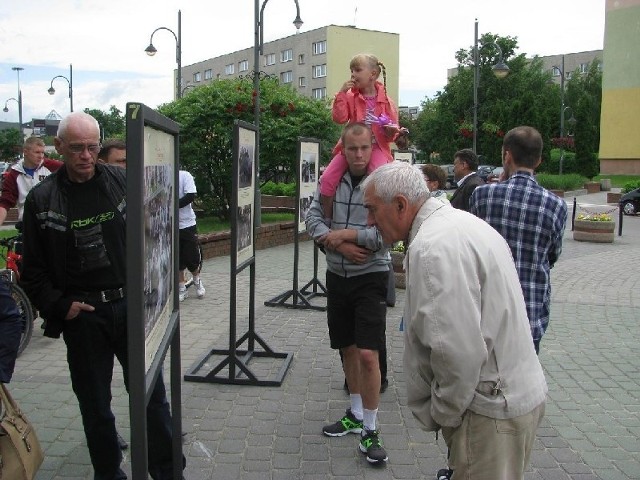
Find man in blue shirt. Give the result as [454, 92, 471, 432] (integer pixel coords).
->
[470, 126, 567, 354]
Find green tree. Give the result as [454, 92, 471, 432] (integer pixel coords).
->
[0, 128, 22, 161]
[565, 60, 602, 178]
[158, 78, 339, 220]
[84, 105, 125, 140]
[413, 34, 562, 167]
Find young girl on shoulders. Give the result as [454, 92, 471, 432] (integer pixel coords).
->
[320, 53, 408, 220]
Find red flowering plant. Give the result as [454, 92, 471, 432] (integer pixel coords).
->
[551, 136, 575, 151]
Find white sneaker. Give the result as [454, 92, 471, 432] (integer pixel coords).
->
[179, 287, 188, 302]
[195, 279, 205, 298]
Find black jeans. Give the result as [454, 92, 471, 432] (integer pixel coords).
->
[62, 297, 176, 480]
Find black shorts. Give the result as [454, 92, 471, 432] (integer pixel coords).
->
[326, 270, 388, 351]
[179, 225, 201, 272]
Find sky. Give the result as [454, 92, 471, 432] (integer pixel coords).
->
[0, 0, 606, 124]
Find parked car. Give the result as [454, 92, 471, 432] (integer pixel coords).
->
[477, 165, 494, 182]
[619, 187, 640, 215]
[440, 164, 456, 189]
[487, 166, 504, 183]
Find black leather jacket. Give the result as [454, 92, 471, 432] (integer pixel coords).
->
[20, 164, 126, 338]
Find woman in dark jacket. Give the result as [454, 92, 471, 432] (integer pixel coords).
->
[0, 277, 21, 383]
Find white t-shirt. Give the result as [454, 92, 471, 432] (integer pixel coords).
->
[178, 170, 197, 229]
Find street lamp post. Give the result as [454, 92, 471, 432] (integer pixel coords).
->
[48, 64, 74, 112]
[145, 10, 182, 100]
[10, 67, 24, 141]
[552, 55, 577, 175]
[3, 96, 23, 140]
[472, 19, 510, 154]
[253, 0, 303, 227]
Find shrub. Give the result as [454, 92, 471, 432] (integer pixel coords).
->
[622, 180, 640, 194]
[536, 173, 587, 191]
[261, 181, 296, 197]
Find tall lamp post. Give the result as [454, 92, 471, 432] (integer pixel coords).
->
[253, 0, 303, 227]
[552, 55, 577, 175]
[145, 10, 182, 100]
[48, 64, 74, 112]
[10, 67, 24, 141]
[472, 19, 510, 154]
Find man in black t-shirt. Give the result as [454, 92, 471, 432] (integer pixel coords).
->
[21, 112, 183, 479]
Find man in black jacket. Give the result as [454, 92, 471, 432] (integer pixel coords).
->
[449, 149, 485, 211]
[21, 112, 181, 480]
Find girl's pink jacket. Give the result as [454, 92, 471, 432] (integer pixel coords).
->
[331, 81, 399, 159]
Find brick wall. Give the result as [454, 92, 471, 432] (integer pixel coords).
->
[199, 222, 310, 260]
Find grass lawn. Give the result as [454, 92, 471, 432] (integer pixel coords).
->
[593, 174, 640, 188]
[0, 212, 297, 242]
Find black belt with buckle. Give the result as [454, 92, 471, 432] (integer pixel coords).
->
[77, 288, 125, 303]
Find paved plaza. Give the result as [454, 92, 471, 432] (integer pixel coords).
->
[8, 191, 640, 479]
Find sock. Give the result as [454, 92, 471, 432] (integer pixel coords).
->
[179, 282, 186, 291]
[350, 394, 363, 420]
[363, 408, 378, 432]
[192, 275, 200, 284]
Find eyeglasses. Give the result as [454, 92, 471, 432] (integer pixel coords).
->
[59, 139, 102, 154]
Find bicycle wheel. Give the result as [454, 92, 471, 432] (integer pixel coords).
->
[11, 283, 34, 356]
[184, 243, 203, 290]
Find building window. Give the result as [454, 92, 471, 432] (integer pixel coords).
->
[313, 64, 327, 78]
[193, 72, 201, 82]
[281, 49, 293, 62]
[265, 53, 276, 66]
[204, 69, 212, 80]
[313, 41, 326, 55]
[239, 60, 249, 72]
[551, 66, 561, 77]
[298, 76, 306, 87]
[298, 54, 305, 64]
[280, 71, 293, 84]
[224, 63, 235, 75]
[312, 88, 326, 99]
[566, 71, 573, 80]
[580, 63, 588, 73]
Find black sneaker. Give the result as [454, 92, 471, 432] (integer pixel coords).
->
[117, 432, 128, 450]
[322, 409, 363, 437]
[380, 378, 389, 393]
[436, 468, 453, 479]
[359, 429, 388, 464]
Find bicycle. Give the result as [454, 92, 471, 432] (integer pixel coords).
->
[0, 233, 35, 356]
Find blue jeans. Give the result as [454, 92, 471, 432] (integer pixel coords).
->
[62, 297, 177, 480]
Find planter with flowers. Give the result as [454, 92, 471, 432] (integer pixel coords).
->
[390, 242, 406, 289]
[573, 213, 615, 243]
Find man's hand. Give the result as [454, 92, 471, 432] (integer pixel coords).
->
[336, 243, 369, 264]
[65, 301, 95, 320]
[320, 229, 356, 251]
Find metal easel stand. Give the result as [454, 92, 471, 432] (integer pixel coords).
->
[264, 233, 326, 311]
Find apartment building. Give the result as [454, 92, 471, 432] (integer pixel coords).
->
[181, 25, 400, 105]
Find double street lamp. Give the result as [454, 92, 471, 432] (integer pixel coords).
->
[48, 64, 74, 112]
[253, 0, 303, 226]
[472, 19, 510, 153]
[145, 10, 182, 100]
[552, 55, 577, 175]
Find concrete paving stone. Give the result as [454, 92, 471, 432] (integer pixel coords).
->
[613, 460, 640, 478]
[273, 436, 301, 454]
[271, 453, 300, 469]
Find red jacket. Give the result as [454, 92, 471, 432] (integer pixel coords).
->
[331, 81, 399, 158]
[0, 158, 63, 221]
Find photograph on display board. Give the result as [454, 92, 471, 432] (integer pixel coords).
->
[393, 151, 414, 163]
[236, 125, 256, 266]
[298, 140, 320, 233]
[142, 127, 175, 372]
